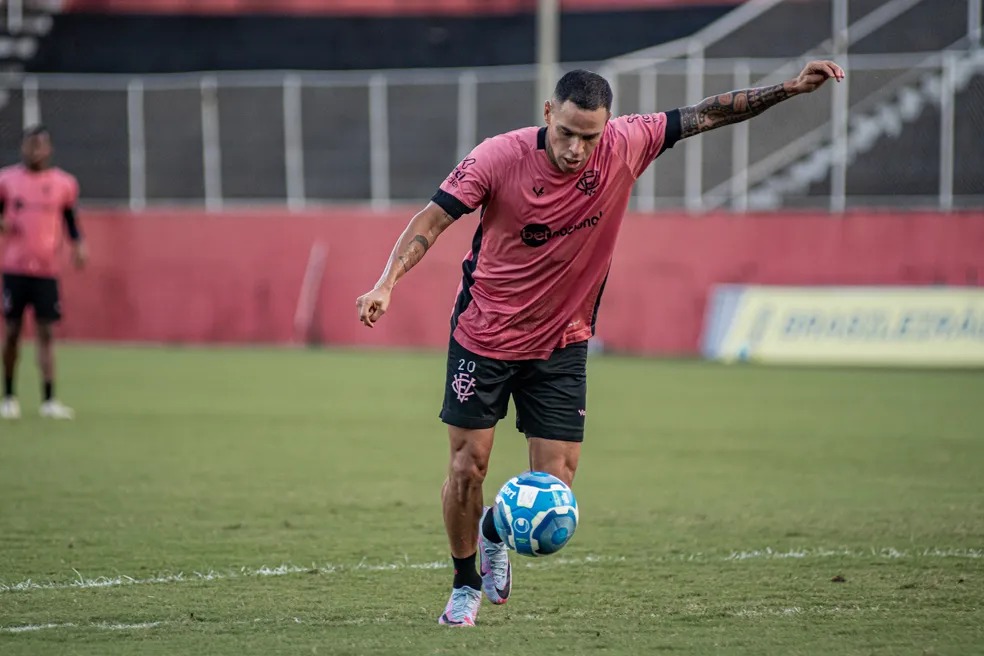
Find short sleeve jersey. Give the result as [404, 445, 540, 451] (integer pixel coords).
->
[0, 164, 79, 278]
[432, 110, 681, 360]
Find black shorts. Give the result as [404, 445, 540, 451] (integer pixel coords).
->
[2, 274, 62, 323]
[439, 336, 588, 442]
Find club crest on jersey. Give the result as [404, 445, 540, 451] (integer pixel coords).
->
[575, 169, 601, 196]
[452, 372, 477, 403]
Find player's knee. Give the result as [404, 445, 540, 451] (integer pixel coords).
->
[563, 452, 579, 482]
[532, 450, 578, 487]
[449, 447, 489, 489]
[545, 461, 575, 487]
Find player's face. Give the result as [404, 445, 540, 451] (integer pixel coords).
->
[22, 133, 52, 170]
[543, 100, 609, 174]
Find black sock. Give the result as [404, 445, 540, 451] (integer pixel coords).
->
[481, 507, 503, 544]
[43, 381, 53, 402]
[3, 376, 12, 398]
[452, 552, 481, 590]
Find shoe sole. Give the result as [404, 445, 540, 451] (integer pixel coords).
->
[438, 614, 476, 626]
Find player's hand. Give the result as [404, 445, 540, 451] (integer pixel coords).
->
[72, 241, 88, 269]
[356, 284, 392, 328]
[790, 60, 844, 94]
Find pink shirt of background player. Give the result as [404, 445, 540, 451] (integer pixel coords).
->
[0, 164, 80, 279]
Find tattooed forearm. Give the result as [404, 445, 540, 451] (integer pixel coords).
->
[680, 82, 792, 138]
[377, 204, 455, 290]
[398, 235, 431, 273]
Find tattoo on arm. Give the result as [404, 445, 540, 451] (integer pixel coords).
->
[398, 234, 431, 273]
[385, 205, 455, 284]
[679, 82, 792, 138]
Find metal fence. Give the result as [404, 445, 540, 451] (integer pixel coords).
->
[0, 0, 982, 212]
[2, 51, 980, 212]
[0, 51, 984, 210]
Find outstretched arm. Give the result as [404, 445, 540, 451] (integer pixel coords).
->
[356, 201, 455, 328]
[679, 60, 844, 139]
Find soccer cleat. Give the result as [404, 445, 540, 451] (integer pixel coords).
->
[0, 397, 20, 420]
[437, 585, 482, 626]
[39, 400, 75, 420]
[479, 506, 512, 604]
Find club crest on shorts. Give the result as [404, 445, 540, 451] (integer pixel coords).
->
[452, 372, 477, 403]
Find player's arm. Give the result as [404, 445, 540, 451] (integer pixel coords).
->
[356, 202, 455, 328]
[678, 60, 844, 139]
[63, 207, 87, 269]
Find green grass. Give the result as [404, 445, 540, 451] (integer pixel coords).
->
[0, 345, 982, 655]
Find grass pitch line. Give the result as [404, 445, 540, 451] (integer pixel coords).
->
[0, 604, 888, 635]
[722, 547, 983, 561]
[0, 554, 622, 594]
[1, 621, 163, 634]
[729, 605, 882, 618]
[0, 561, 443, 593]
[1, 547, 979, 594]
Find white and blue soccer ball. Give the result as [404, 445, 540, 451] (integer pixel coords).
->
[492, 471, 579, 558]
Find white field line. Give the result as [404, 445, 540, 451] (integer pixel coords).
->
[721, 547, 984, 561]
[0, 603, 892, 635]
[0, 617, 390, 634]
[1, 547, 980, 595]
[2, 621, 163, 634]
[729, 605, 882, 618]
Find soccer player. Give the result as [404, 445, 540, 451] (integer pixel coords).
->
[356, 60, 844, 626]
[0, 125, 86, 420]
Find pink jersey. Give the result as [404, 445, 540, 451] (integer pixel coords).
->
[0, 164, 80, 278]
[434, 111, 679, 360]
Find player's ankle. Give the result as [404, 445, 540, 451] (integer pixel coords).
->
[481, 507, 503, 544]
[451, 552, 481, 589]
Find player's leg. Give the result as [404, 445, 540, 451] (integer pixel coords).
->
[437, 336, 513, 625]
[1, 275, 27, 419]
[442, 425, 495, 576]
[513, 339, 590, 485]
[2, 318, 24, 419]
[527, 437, 581, 487]
[34, 277, 73, 419]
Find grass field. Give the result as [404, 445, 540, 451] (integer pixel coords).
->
[0, 345, 982, 655]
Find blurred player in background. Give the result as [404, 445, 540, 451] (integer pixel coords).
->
[0, 125, 87, 420]
[356, 60, 844, 626]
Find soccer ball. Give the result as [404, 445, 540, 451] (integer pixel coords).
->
[492, 471, 579, 557]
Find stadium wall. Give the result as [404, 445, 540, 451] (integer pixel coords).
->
[53, 209, 984, 355]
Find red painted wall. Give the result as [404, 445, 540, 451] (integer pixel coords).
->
[42, 208, 984, 354]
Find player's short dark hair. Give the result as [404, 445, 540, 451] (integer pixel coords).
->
[553, 69, 613, 112]
[23, 124, 50, 139]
